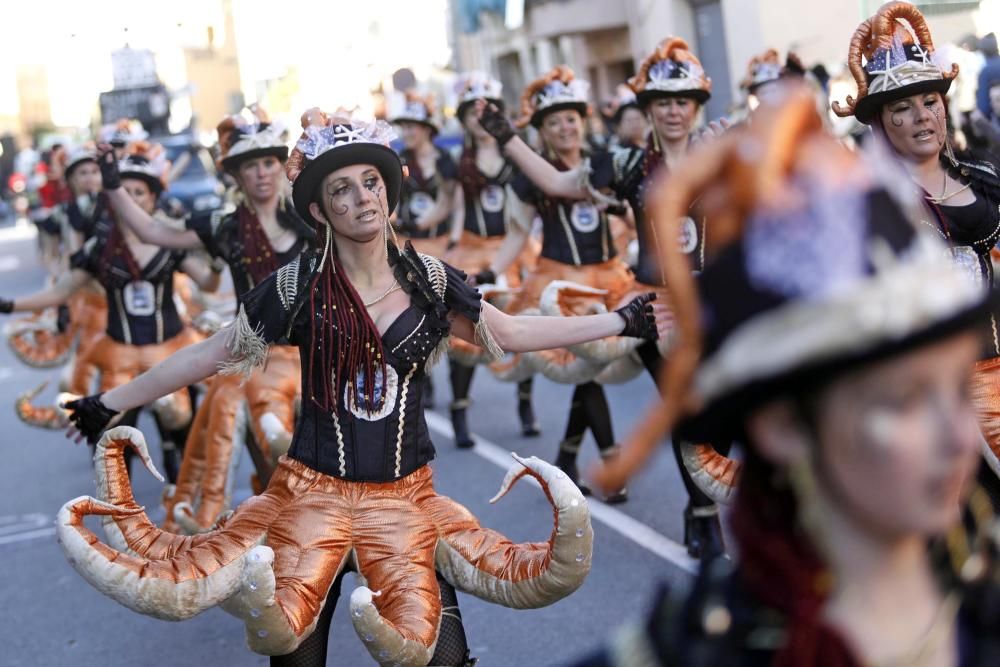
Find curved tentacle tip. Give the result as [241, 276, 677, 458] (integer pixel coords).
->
[23, 381, 49, 400]
[488, 452, 540, 504]
[101, 426, 166, 483]
[349, 585, 377, 610]
[65, 496, 146, 519]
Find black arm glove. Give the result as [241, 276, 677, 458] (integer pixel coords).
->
[0, 298, 12, 314]
[98, 148, 121, 190]
[480, 103, 515, 147]
[616, 293, 658, 340]
[62, 393, 121, 444]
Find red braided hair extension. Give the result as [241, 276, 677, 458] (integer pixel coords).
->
[235, 204, 280, 284]
[304, 231, 388, 415]
[457, 142, 487, 201]
[99, 201, 144, 283]
[731, 462, 859, 666]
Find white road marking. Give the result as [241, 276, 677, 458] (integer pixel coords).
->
[0, 526, 56, 546]
[0, 513, 56, 546]
[424, 411, 698, 574]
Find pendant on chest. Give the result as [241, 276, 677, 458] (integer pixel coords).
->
[343, 365, 400, 421]
[679, 217, 699, 255]
[570, 202, 600, 233]
[123, 280, 156, 316]
[480, 185, 506, 213]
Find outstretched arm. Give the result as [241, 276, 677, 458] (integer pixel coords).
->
[98, 146, 204, 250]
[485, 220, 529, 281]
[448, 186, 465, 247]
[450, 296, 666, 353]
[180, 254, 221, 292]
[3, 269, 90, 312]
[64, 330, 237, 444]
[477, 102, 587, 200]
[102, 331, 232, 412]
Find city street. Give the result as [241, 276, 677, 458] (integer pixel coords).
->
[0, 225, 697, 666]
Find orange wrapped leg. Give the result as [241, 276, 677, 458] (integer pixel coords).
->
[972, 356, 1000, 479]
[245, 345, 300, 466]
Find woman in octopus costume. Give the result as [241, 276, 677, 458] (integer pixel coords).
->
[1, 140, 218, 482]
[469, 66, 643, 504]
[832, 0, 1000, 508]
[575, 83, 1000, 667]
[390, 91, 457, 259]
[477, 48, 724, 550]
[9, 145, 110, 374]
[101, 114, 312, 532]
[443, 72, 540, 449]
[56, 110, 662, 666]
[660, 1, 1000, 515]
[740, 48, 807, 108]
[389, 90, 457, 410]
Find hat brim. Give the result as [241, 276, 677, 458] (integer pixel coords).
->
[292, 143, 403, 226]
[637, 88, 711, 107]
[221, 145, 289, 172]
[675, 292, 996, 444]
[120, 171, 165, 194]
[854, 77, 952, 124]
[389, 118, 440, 136]
[530, 101, 589, 128]
[65, 157, 97, 179]
[457, 98, 503, 122]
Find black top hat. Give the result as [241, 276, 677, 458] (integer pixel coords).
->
[833, 2, 958, 124]
[629, 37, 712, 107]
[287, 111, 403, 226]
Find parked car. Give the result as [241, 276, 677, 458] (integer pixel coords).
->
[155, 134, 225, 224]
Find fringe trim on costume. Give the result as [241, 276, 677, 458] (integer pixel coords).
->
[425, 335, 450, 372]
[217, 305, 269, 378]
[576, 157, 623, 209]
[474, 304, 504, 362]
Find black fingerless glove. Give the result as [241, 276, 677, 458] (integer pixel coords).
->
[0, 297, 13, 314]
[480, 103, 515, 147]
[616, 293, 658, 340]
[63, 393, 120, 444]
[473, 268, 497, 286]
[56, 304, 71, 333]
[98, 149, 121, 190]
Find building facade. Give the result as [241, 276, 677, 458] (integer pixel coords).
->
[451, 0, 995, 121]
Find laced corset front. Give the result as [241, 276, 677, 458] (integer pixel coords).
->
[511, 152, 616, 267]
[606, 143, 706, 285]
[234, 245, 488, 482]
[71, 232, 187, 345]
[461, 158, 514, 238]
[187, 201, 313, 303]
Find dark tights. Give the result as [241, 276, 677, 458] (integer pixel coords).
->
[270, 572, 471, 666]
[637, 340, 720, 509]
[449, 359, 534, 413]
[556, 381, 616, 464]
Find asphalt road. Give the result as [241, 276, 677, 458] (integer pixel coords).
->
[0, 224, 696, 667]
